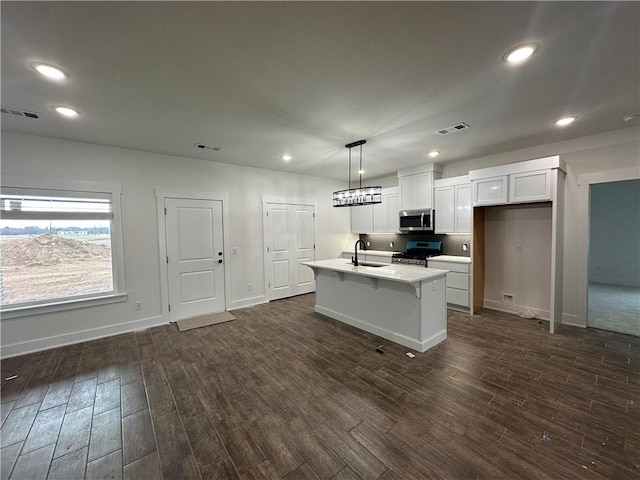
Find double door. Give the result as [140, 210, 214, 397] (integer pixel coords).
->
[264, 203, 315, 301]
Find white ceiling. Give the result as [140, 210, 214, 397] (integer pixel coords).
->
[1, 2, 638, 181]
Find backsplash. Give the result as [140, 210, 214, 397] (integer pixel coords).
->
[359, 233, 471, 257]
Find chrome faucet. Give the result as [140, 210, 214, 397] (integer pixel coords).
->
[352, 239, 366, 266]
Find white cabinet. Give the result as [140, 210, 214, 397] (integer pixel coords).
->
[434, 186, 454, 233]
[472, 171, 552, 206]
[350, 204, 373, 234]
[387, 193, 400, 233]
[400, 171, 434, 210]
[434, 175, 471, 234]
[472, 175, 508, 206]
[353, 187, 398, 234]
[455, 184, 471, 232]
[428, 259, 470, 309]
[373, 187, 399, 233]
[398, 164, 442, 211]
[470, 156, 561, 207]
[509, 169, 551, 203]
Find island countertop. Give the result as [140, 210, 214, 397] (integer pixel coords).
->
[303, 258, 448, 284]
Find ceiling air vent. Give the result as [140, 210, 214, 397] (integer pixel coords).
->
[194, 143, 221, 151]
[1, 106, 39, 119]
[436, 122, 470, 135]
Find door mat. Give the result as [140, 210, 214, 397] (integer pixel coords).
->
[176, 311, 236, 332]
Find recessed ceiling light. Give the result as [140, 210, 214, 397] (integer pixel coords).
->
[555, 116, 576, 127]
[357, 169, 365, 174]
[33, 63, 67, 80]
[53, 106, 80, 118]
[428, 151, 440, 158]
[503, 44, 538, 64]
[623, 114, 639, 122]
[281, 154, 292, 161]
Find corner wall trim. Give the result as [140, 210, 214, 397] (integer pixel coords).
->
[1, 315, 167, 359]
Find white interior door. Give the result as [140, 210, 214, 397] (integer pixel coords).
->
[265, 203, 315, 301]
[165, 198, 225, 321]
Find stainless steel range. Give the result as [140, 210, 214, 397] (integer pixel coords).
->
[391, 241, 443, 267]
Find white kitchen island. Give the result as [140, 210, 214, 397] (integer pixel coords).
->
[303, 259, 449, 353]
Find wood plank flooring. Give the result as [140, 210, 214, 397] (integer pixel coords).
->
[1, 294, 639, 479]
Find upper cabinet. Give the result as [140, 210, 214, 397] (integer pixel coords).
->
[350, 204, 374, 234]
[397, 163, 442, 211]
[434, 175, 471, 234]
[469, 156, 565, 207]
[472, 175, 508, 206]
[373, 186, 399, 233]
[352, 187, 399, 234]
[509, 169, 551, 203]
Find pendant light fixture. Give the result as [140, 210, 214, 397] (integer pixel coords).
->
[333, 140, 382, 207]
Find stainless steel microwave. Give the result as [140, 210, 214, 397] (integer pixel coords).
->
[399, 209, 435, 232]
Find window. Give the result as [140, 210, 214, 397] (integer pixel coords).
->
[1, 178, 126, 316]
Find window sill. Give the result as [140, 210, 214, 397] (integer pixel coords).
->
[1, 293, 129, 320]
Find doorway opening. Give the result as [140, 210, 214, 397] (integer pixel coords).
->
[587, 179, 640, 336]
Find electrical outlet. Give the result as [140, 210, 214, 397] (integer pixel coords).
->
[232, 247, 238, 255]
[516, 245, 522, 253]
[503, 294, 513, 304]
[389, 241, 395, 248]
[134, 301, 142, 311]
[462, 243, 468, 252]
[366, 241, 371, 247]
[248, 283, 253, 292]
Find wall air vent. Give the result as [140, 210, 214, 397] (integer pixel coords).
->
[1, 106, 39, 119]
[194, 143, 221, 151]
[436, 122, 470, 135]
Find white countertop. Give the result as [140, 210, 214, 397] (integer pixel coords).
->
[342, 249, 399, 257]
[304, 258, 448, 284]
[428, 255, 471, 264]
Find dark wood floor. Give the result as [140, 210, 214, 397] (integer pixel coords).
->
[1, 294, 639, 480]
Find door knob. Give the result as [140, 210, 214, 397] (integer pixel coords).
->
[218, 259, 223, 264]
[218, 252, 223, 256]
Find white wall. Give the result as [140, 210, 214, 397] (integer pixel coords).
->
[589, 179, 640, 287]
[0, 132, 351, 357]
[483, 204, 552, 318]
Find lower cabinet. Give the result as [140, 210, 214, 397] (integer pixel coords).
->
[428, 260, 470, 309]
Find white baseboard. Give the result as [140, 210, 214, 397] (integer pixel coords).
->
[228, 295, 268, 311]
[482, 300, 550, 321]
[1, 315, 167, 359]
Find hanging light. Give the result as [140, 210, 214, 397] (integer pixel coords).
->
[333, 140, 382, 207]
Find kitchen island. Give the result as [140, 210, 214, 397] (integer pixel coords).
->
[303, 259, 448, 353]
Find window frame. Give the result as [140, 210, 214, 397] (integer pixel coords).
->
[1, 176, 127, 318]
